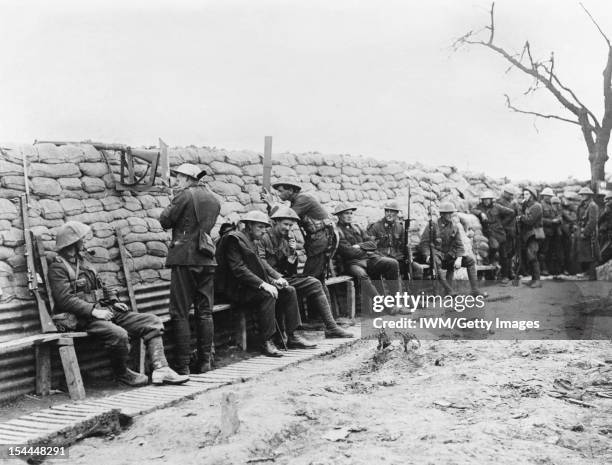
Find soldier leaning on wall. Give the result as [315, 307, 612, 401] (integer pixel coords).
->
[48, 221, 188, 386]
[159, 163, 221, 375]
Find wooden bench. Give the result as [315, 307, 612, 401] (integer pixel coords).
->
[324, 275, 355, 319]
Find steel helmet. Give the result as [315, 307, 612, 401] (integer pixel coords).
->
[540, 187, 554, 197]
[578, 186, 594, 195]
[271, 178, 302, 192]
[439, 201, 457, 213]
[605, 191, 612, 201]
[333, 203, 357, 215]
[171, 163, 206, 180]
[241, 210, 271, 226]
[270, 206, 300, 221]
[551, 196, 561, 204]
[480, 190, 495, 200]
[563, 191, 579, 201]
[503, 184, 520, 196]
[55, 221, 91, 250]
[523, 186, 538, 198]
[383, 201, 401, 212]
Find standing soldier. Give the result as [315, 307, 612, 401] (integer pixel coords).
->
[470, 190, 515, 275]
[266, 179, 336, 283]
[48, 221, 188, 386]
[540, 187, 562, 278]
[497, 185, 520, 284]
[518, 187, 544, 288]
[576, 187, 600, 280]
[334, 203, 402, 313]
[419, 202, 484, 296]
[160, 163, 221, 375]
[258, 207, 353, 338]
[548, 196, 564, 279]
[599, 192, 612, 263]
[366, 201, 408, 279]
[561, 191, 580, 275]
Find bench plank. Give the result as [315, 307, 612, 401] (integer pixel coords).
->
[0, 332, 88, 355]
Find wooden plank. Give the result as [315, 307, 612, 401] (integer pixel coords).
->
[116, 227, 145, 374]
[238, 310, 247, 350]
[0, 332, 87, 354]
[345, 280, 356, 319]
[35, 341, 51, 396]
[58, 343, 86, 401]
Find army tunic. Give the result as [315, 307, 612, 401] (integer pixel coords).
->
[576, 199, 600, 263]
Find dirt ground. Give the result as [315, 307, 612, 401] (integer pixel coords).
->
[13, 281, 612, 465]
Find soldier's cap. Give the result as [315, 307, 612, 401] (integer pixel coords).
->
[271, 179, 302, 192]
[563, 191, 579, 200]
[439, 201, 456, 213]
[55, 221, 91, 250]
[522, 186, 538, 198]
[479, 190, 495, 200]
[270, 206, 300, 221]
[578, 186, 595, 195]
[383, 201, 401, 212]
[171, 163, 206, 180]
[502, 184, 520, 195]
[241, 210, 271, 226]
[551, 196, 561, 204]
[333, 203, 357, 215]
[540, 187, 554, 197]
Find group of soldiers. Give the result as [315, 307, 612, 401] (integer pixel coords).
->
[471, 185, 606, 285]
[46, 163, 608, 387]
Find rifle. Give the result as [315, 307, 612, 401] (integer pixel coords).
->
[512, 218, 522, 286]
[20, 194, 57, 333]
[403, 185, 413, 281]
[428, 200, 438, 282]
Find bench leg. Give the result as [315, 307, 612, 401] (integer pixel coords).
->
[35, 342, 51, 396]
[57, 338, 86, 401]
[239, 310, 247, 351]
[346, 281, 355, 320]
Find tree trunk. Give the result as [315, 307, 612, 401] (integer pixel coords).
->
[591, 135, 609, 191]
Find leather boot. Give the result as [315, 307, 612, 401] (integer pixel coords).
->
[310, 292, 354, 338]
[287, 333, 317, 349]
[261, 339, 283, 357]
[467, 264, 486, 297]
[172, 318, 192, 376]
[110, 346, 148, 387]
[195, 317, 214, 373]
[437, 271, 454, 295]
[147, 337, 189, 385]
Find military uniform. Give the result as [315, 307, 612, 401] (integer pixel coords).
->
[519, 197, 543, 285]
[258, 226, 352, 337]
[160, 180, 221, 373]
[561, 201, 579, 274]
[496, 195, 521, 280]
[366, 218, 409, 278]
[541, 199, 563, 276]
[470, 201, 515, 267]
[576, 197, 600, 279]
[599, 203, 612, 263]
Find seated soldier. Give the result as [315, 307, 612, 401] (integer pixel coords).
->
[48, 221, 188, 386]
[257, 206, 353, 338]
[419, 202, 484, 296]
[333, 203, 401, 313]
[216, 210, 317, 357]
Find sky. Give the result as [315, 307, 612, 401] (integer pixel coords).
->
[1, 0, 611, 182]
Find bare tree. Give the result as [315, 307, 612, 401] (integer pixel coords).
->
[454, 2, 612, 190]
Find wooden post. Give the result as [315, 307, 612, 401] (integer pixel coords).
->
[35, 341, 51, 396]
[116, 228, 146, 373]
[346, 281, 356, 319]
[239, 310, 247, 351]
[57, 338, 86, 401]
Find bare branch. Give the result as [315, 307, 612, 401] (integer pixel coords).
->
[504, 94, 581, 125]
[580, 2, 611, 47]
[487, 3, 495, 45]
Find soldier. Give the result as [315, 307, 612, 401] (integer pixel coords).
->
[547, 196, 564, 279]
[598, 192, 612, 263]
[470, 190, 515, 276]
[540, 187, 562, 278]
[418, 202, 484, 296]
[518, 186, 544, 288]
[576, 186, 600, 280]
[266, 179, 336, 283]
[561, 191, 580, 275]
[159, 163, 221, 375]
[497, 185, 521, 283]
[367, 201, 409, 279]
[216, 210, 317, 357]
[48, 221, 188, 386]
[333, 203, 401, 313]
[257, 206, 353, 338]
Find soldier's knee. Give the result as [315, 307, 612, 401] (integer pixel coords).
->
[107, 326, 129, 349]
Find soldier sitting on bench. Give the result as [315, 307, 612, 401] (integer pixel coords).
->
[257, 206, 353, 338]
[48, 221, 188, 387]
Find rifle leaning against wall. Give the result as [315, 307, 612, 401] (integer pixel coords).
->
[427, 200, 439, 285]
[403, 184, 413, 282]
